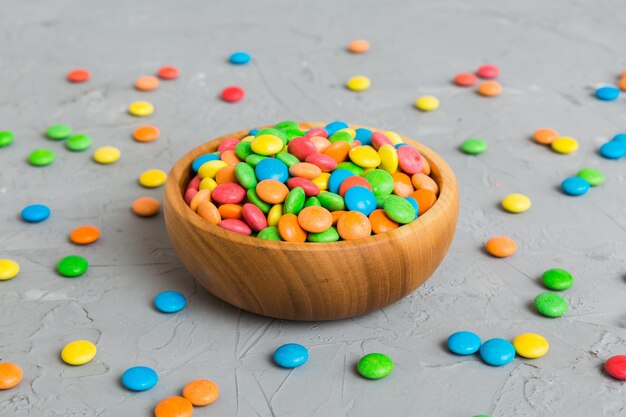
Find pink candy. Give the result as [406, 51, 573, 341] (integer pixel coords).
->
[184, 188, 198, 205]
[397, 146, 424, 175]
[211, 183, 246, 204]
[288, 137, 317, 161]
[218, 138, 239, 153]
[304, 127, 328, 139]
[477, 64, 499, 79]
[371, 132, 393, 150]
[305, 153, 337, 172]
[287, 177, 320, 197]
[219, 219, 251, 235]
[242, 203, 267, 232]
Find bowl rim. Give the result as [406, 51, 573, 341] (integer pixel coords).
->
[164, 122, 458, 252]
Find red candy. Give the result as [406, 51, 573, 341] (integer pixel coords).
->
[339, 176, 372, 197]
[397, 145, 424, 174]
[305, 127, 328, 139]
[453, 72, 477, 87]
[605, 355, 626, 380]
[242, 203, 267, 232]
[219, 219, 251, 235]
[188, 175, 201, 190]
[287, 177, 320, 197]
[476, 64, 499, 79]
[211, 183, 246, 204]
[221, 86, 245, 103]
[305, 153, 337, 172]
[67, 68, 90, 83]
[371, 132, 393, 150]
[184, 188, 198, 205]
[158, 66, 179, 80]
[288, 137, 317, 161]
[218, 138, 239, 153]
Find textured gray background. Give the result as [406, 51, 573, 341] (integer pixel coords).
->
[1, 0, 625, 416]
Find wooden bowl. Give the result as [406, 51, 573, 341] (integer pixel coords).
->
[164, 123, 459, 321]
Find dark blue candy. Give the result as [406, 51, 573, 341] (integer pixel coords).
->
[21, 204, 51, 223]
[561, 176, 590, 196]
[273, 343, 309, 368]
[345, 186, 377, 216]
[154, 291, 186, 313]
[595, 86, 620, 101]
[479, 338, 515, 366]
[447, 331, 482, 355]
[192, 153, 220, 172]
[328, 169, 354, 194]
[229, 51, 251, 65]
[599, 141, 626, 159]
[255, 158, 289, 182]
[121, 366, 158, 391]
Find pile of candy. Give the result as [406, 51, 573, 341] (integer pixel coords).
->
[184, 121, 440, 242]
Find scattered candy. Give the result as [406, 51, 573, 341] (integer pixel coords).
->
[460, 138, 487, 155]
[501, 193, 531, 213]
[534, 292, 568, 318]
[599, 140, 626, 159]
[0, 130, 14, 147]
[0, 362, 23, 389]
[595, 85, 620, 101]
[154, 291, 186, 313]
[121, 366, 158, 391]
[28, 149, 55, 166]
[70, 225, 100, 245]
[561, 176, 590, 196]
[551, 137, 578, 154]
[133, 125, 160, 142]
[533, 128, 559, 145]
[229, 51, 251, 65]
[347, 39, 369, 53]
[128, 101, 154, 117]
[66, 134, 92, 151]
[453, 72, 477, 87]
[479, 338, 515, 366]
[415, 95, 440, 112]
[154, 396, 193, 417]
[477, 81, 502, 97]
[576, 167, 604, 186]
[93, 146, 120, 164]
[157, 66, 179, 80]
[21, 204, 51, 223]
[605, 355, 626, 381]
[357, 353, 393, 380]
[183, 379, 220, 406]
[542, 268, 574, 291]
[57, 255, 89, 278]
[273, 343, 309, 368]
[67, 68, 90, 83]
[139, 169, 167, 188]
[485, 236, 517, 258]
[132, 197, 161, 217]
[221, 86, 245, 102]
[135, 75, 159, 91]
[513, 333, 549, 359]
[0, 259, 20, 281]
[346, 75, 371, 92]
[447, 331, 482, 355]
[46, 124, 72, 140]
[476, 64, 499, 79]
[61, 340, 97, 365]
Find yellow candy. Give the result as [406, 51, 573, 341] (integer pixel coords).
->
[349, 145, 381, 168]
[267, 204, 283, 227]
[199, 177, 218, 191]
[241, 135, 255, 143]
[93, 146, 121, 164]
[336, 128, 357, 138]
[0, 259, 19, 281]
[415, 95, 440, 112]
[312, 172, 330, 191]
[250, 134, 283, 156]
[502, 193, 531, 213]
[61, 340, 97, 366]
[378, 144, 398, 173]
[384, 130, 404, 145]
[513, 333, 549, 359]
[551, 137, 579, 154]
[128, 101, 154, 117]
[346, 75, 371, 92]
[139, 169, 167, 188]
[198, 160, 228, 179]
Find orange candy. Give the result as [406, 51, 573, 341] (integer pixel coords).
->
[369, 209, 399, 234]
[215, 165, 238, 184]
[411, 173, 439, 195]
[337, 211, 371, 240]
[220, 150, 240, 167]
[256, 180, 289, 204]
[309, 136, 331, 153]
[154, 396, 193, 417]
[197, 201, 221, 225]
[133, 125, 160, 143]
[183, 379, 220, 406]
[533, 128, 559, 145]
[477, 81, 502, 97]
[0, 362, 23, 390]
[410, 189, 437, 216]
[278, 213, 307, 242]
[135, 75, 160, 91]
[297, 206, 333, 233]
[218, 203, 243, 220]
[190, 189, 212, 211]
[339, 176, 371, 197]
[289, 162, 322, 180]
[132, 197, 161, 217]
[323, 141, 351, 163]
[619, 77, 626, 91]
[421, 157, 431, 175]
[392, 172, 414, 197]
[347, 39, 370, 53]
[485, 236, 517, 258]
[69, 225, 101, 245]
[331, 210, 346, 225]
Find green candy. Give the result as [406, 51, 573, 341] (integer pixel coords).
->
[66, 134, 92, 151]
[542, 268, 573, 291]
[534, 292, 569, 318]
[28, 149, 55, 166]
[273, 120, 299, 130]
[284, 187, 305, 215]
[336, 161, 363, 176]
[329, 131, 354, 145]
[318, 192, 345, 211]
[235, 141, 253, 160]
[246, 189, 271, 213]
[376, 194, 390, 209]
[460, 138, 487, 155]
[255, 128, 288, 145]
[245, 154, 268, 168]
[57, 255, 88, 277]
[283, 128, 306, 141]
[0, 130, 15, 147]
[235, 162, 257, 189]
[576, 167, 605, 186]
[304, 197, 321, 207]
[365, 169, 394, 196]
[257, 226, 282, 241]
[275, 151, 300, 168]
[46, 124, 72, 140]
[383, 195, 416, 224]
[307, 226, 340, 243]
[357, 353, 393, 380]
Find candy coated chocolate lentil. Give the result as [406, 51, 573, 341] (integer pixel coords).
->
[542, 268, 573, 291]
[513, 333, 549, 359]
[535, 292, 568, 317]
[154, 291, 186, 313]
[0, 259, 20, 281]
[605, 355, 626, 380]
[154, 396, 193, 417]
[183, 379, 220, 406]
[28, 149, 55, 166]
[67, 68, 90, 83]
[453, 72, 477, 87]
[46, 124, 72, 140]
[61, 340, 96, 365]
[66, 134, 92, 151]
[221, 86, 245, 102]
[57, 255, 88, 277]
[258, 226, 282, 241]
[595, 85, 620, 101]
[561, 176, 590, 196]
[273, 343, 309, 368]
[157, 66, 179, 80]
[229, 51, 251, 65]
[121, 366, 158, 391]
[21, 204, 50, 222]
[485, 236, 517, 258]
[576, 168, 604, 186]
[212, 183, 246, 204]
[0, 362, 22, 389]
[284, 187, 306, 215]
[383, 195, 416, 224]
[447, 331, 482, 355]
[476, 64, 499, 79]
[278, 213, 307, 242]
[460, 138, 487, 155]
[0, 130, 14, 147]
[337, 211, 371, 240]
[357, 353, 393, 379]
[479, 338, 515, 366]
[501, 193, 531, 213]
[307, 226, 340, 242]
[345, 186, 377, 216]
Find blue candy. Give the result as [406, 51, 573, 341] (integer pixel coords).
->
[249, 128, 260, 136]
[561, 176, 590, 196]
[229, 51, 251, 65]
[612, 133, 626, 144]
[405, 196, 420, 219]
[273, 343, 309, 368]
[355, 128, 373, 146]
[599, 141, 626, 159]
[479, 338, 515, 366]
[345, 186, 377, 216]
[324, 121, 349, 137]
[328, 169, 354, 194]
[192, 153, 220, 172]
[255, 158, 289, 182]
[121, 366, 158, 392]
[154, 291, 186, 313]
[447, 331, 482, 355]
[21, 204, 51, 223]
[595, 86, 620, 101]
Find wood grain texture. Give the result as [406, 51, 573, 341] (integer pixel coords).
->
[164, 123, 459, 321]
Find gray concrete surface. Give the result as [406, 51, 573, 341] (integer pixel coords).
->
[1, 0, 625, 416]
